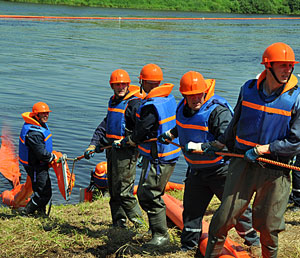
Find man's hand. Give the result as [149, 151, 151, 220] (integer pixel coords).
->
[244, 148, 260, 162]
[184, 142, 203, 152]
[84, 145, 95, 159]
[202, 141, 225, 156]
[158, 130, 174, 144]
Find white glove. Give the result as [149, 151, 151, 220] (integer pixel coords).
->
[185, 142, 203, 152]
[49, 153, 57, 162]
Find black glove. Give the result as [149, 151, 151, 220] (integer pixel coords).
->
[202, 141, 223, 157]
[244, 148, 260, 162]
[157, 131, 173, 145]
[84, 145, 95, 159]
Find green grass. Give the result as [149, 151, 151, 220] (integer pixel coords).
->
[0, 190, 299, 258]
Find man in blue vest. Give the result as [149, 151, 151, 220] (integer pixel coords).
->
[84, 69, 144, 228]
[114, 64, 181, 247]
[158, 71, 259, 253]
[204, 42, 300, 258]
[19, 102, 56, 215]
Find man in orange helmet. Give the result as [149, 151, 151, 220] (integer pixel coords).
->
[204, 42, 300, 258]
[158, 71, 259, 253]
[114, 64, 181, 247]
[19, 102, 56, 215]
[84, 69, 144, 228]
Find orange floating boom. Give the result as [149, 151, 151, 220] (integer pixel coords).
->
[162, 194, 251, 258]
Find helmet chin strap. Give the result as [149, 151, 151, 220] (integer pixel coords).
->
[269, 66, 294, 85]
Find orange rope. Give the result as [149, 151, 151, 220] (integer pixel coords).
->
[166, 140, 300, 172]
[1, 15, 300, 20]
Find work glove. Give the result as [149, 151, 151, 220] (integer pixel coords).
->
[244, 147, 260, 163]
[112, 136, 136, 149]
[84, 145, 95, 159]
[157, 130, 175, 145]
[184, 142, 203, 153]
[201, 141, 224, 157]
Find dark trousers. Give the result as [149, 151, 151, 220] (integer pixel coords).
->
[106, 147, 142, 224]
[25, 165, 52, 208]
[181, 165, 259, 250]
[291, 156, 300, 206]
[137, 157, 176, 235]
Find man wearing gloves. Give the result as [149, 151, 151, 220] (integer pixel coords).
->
[204, 42, 300, 258]
[158, 71, 259, 253]
[114, 64, 181, 247]
[19, 102, 56, 215]
[84, 69, 144, 228]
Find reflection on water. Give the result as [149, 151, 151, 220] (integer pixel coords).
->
[1, 0, 300, 204]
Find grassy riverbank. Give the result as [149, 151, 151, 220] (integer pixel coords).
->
[1, 190, 300, 258]
[4, 0, 300, 14]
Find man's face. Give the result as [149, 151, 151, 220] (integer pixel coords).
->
[37, 112, 49, 123]
[142, 80, 160, 93]
[111, 83, 129, 98]
[271, 62, 294, 84]
[186, 93, 205, 111]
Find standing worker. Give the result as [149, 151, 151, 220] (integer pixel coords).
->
[158, 71, 260, 253]
[203, 42, 300, 258]
[19, 102, 56, 215]
[114, 64, 181, 247]
[84, 69, 143, 228]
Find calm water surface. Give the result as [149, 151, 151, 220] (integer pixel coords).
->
[1, 1, 300, 204]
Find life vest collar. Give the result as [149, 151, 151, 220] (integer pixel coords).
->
[145, 83, 174, 99]
[21, 112, 41, 127]
[257, 70, 298, 95]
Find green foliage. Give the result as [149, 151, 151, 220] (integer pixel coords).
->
[5, 0, 300, 14]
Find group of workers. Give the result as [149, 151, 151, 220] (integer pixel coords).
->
[18, 42, 300, 258]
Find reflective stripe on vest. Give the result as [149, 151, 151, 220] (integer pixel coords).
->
[106, 96, 137, 140]
[19, 123, 53, 166]
[176, 95, 232, 169]
[235, 79, 300, 151]
[137, 95, 181, 161]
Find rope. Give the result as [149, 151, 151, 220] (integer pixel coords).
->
[165, 140, 300, 172]
[1, 15, 300, 21]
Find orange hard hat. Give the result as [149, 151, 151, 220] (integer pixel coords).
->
[179, 71, 209, 95]
[32, 102, 51, 114]
[109, 69, 131, 84]
[95, 161, 107, 176]
[261, 42, 299, 68]
[139, 64, 163, 81]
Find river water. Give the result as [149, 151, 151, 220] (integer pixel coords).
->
[1, 1, 300, 205]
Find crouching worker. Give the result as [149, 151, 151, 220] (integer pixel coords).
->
[88, 162, 109, 197]
[158, 71, 260, 253]
[84, 69, 144, 228]
[19, 102, 56, 216]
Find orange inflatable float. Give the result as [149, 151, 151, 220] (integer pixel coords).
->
[162, 194, 251, 258]
[51, 150, 75, 201]
[133, 181, 184, 195]
[1, 150, 75, 207]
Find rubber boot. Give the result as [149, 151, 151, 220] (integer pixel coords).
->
[24, 199, 38, 215]
[204, 235, 225, 258]
[127, 204, 144, 228]
[143, 211, 169, 248]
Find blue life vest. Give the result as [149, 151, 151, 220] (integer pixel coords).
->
[235, 79, 300, 151]
[92, 170, 108, 189]
[106, 95, 138, 141]
[137, 95, 181, 161]
[19, 123, 53, 166]
[176, 95, 233, 169]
